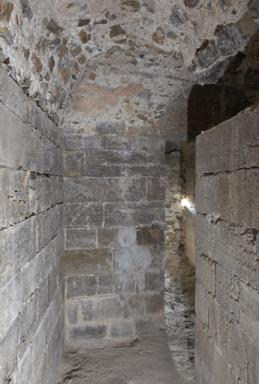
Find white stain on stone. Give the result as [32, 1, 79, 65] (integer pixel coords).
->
[115, 227, 152, 293]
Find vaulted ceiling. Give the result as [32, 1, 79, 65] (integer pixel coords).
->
[0, 0, 258, 119]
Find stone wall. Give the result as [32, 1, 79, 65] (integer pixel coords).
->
[195, 105, 259, 383]
[62, 73, 166, 348]
[0, 66, 64, 383]
[63, 136, 165, 346]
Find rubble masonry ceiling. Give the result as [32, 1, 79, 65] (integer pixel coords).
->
[0, 0, 258, 117]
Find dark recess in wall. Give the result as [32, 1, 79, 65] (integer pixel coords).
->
[188, 29, 259, 141]
[187, 84, 249, 140]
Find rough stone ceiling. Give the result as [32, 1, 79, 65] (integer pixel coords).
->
[0, 0, 258, 118]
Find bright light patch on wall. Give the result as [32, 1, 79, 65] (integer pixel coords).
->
[181, 198, 196, 214]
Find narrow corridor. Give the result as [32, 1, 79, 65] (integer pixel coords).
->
[1, 2, 259, 384]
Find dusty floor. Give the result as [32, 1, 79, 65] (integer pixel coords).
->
[58, 332, 182, 384]
[165, 255, 196, 383]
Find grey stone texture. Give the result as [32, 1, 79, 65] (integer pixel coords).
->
[63, 119, 166, 346]
[195, 105, 259, 384]
[0, 0, 256, 122]
[164, 150, 196, 384]
[0, 1, 258, 381]
[0, 67, 64, 384]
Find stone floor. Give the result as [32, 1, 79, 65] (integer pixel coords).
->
[58, 331, 181, 384]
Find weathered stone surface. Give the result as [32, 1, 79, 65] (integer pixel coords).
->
[0, 169, 34, 228]
[195, 25, 242, 69]
[80, 295, 124, 322]
[110, 25, 127, 44]
[65, 228, 97, 250]
[64, 150, 85, 177]
[97, 273, 114, 295]
[0, 0, 254, 119]
[196, 105, 259, 175]
[64, 135, 105, 150]
[97, 227, 118, 247]
[196, 169, 259, 228]
[145, 271, 162, 292]
[145, 293, 163, 314]
[146, 178, 166, 201]
[104, 202, 164, 226]
[196, 105, 259, 384]
[137, 226, 164, 246]
[36, 207, 58, 251]
[64, 177, 146, 203]
[0, 70, 63, 384]
[66, 275, 97, 298]
[66, 301, 78, 325]
[196, 214, 257, 288]
[62, 249, 113, 275]
[127, 295, 146, 317]
[65, 203, 103, 228]
[13, 217, 36, 271]
[183, 0, 199, 7]
[64, 146, 166, 177]
[68, 325, 107, 342]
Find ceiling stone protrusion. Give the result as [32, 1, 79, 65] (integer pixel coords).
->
[0, 0, 257, 118]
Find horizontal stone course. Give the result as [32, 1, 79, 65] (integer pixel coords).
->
[196, 169, 259, 228]
[196, 106, 259, 176]
[196, 213, 257, 288]
[0, 104, 62, 176]
[62, 249, 113, 275]
[66, 275, 98, 299]
[68, 324, 107, 342]
[0, 69, 63, 384]
[0, 170, 63, 230]
[64, 177, 148, 203]
[63, 130, 165, 348]
[65, 290, 163, 347]
[64, 151, 165, 178]
[64, 135, 106, 150]
[0, 68, 62, 148]
[65, 203, 103, 228]
[104, 202, 164, 226]
[0, 235, 58, 340]
[80, 295, 124, 322]
[137, 225, 164, 245]
[64, 134, 166, 179]
[0, 168, 35, 228]
[64, 134, 165, 154]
